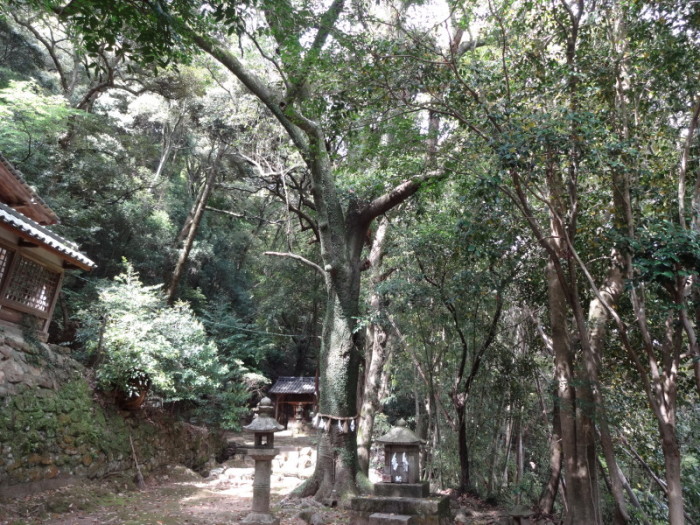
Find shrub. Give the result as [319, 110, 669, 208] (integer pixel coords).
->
[77, 264, 227, 401]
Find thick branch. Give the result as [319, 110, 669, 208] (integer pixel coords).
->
[12, 14, 69, 92]
[679, 94, 700, 229]
[359, 171, 445, 226]
[184, 29, 309, 155]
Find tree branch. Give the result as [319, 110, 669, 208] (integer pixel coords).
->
[12, 14, 69, 92]
[284, 0, 346, 104]
[263, 251, 324, 276]
[183, 29, 309, 155]
[359, 170, 445, 226]
[679, 94, 700, 229]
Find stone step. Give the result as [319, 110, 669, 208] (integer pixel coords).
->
[351, 495, 449, 516]
[369, 513, 416, 525]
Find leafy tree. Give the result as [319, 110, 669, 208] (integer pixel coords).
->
[22, 0, 450, 500]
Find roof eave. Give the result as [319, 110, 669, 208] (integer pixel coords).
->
[0, 222, 95, 270]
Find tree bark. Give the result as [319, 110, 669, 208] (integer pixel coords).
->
[538, 384, 562, 515]
[586, 256, 630, 524]
[659, 414, 685, 525]
[658, 316, 685, 524]
[457, 405, 470, 493]
[547, 251, 600, 524]
[357, 218, 393, 475]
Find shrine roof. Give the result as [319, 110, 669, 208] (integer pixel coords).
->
[377, 419, 421, 445]
[0, 201, 96, 270]
[269, 376, 316, 395]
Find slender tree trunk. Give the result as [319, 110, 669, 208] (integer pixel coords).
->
[538, 387, 562, 515]
[487, 397, 506, 494]
[586, 260, 629, 524]
[515, 414, 524, 504]
[166, 155, 219, 305]
[457, 406, 470, 493]
[501, 408, 513, 488]
[681, 96, 700, 397]
[357, 218, 393, 475]
[424, 385, 438, 482]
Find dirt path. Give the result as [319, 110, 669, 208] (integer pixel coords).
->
[0, 465, 352, 525]
[1, 431, 352, 525]
[1, 431, 529, 525]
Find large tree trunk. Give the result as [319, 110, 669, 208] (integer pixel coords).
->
[293, 145, 431, 501]
[654, 427, 685, 525]
[547, 250, 600, 524]
[658, 386, 684, 523]
[306, 288, 363, 502]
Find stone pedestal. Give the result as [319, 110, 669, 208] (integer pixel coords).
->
[369, 513, 416, 525]
[351, 496, 450, 525]
[241, 512, 280, 525]
[241, 448, 280, 525]
[374, 482, 429, 498]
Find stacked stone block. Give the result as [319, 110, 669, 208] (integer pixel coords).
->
[0, 328, 224, 490]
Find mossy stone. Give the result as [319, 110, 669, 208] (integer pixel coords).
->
[59, 399, 76, 413]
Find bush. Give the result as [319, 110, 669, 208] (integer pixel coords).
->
[77, 264, 228, 401]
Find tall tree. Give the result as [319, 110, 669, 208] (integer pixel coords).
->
[28, 0, 446, 499]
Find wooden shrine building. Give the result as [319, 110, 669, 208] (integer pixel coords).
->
[0, 153, 95, 340]
[268, 376, 317, 426]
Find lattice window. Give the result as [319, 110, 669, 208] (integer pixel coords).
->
[0, 246, 10, 282]
[4, 256, 60, 313]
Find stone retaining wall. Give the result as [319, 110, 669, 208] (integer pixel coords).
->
[0, 327, 225, 491]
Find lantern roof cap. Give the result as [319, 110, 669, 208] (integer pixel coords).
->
[243, 397, 284, 433]
[377, 418, 421, 445]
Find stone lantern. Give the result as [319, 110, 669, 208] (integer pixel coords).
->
[242, 397, 284, 525]
[375, 418, 428, 498]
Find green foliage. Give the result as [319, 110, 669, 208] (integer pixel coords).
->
[77, 263, 227, 401]
[625, 221, 700, 288]
[4, 0, 699, 511]
[0, 78, 75, 160]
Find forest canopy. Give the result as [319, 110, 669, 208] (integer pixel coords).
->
[0, 0, 699, 523]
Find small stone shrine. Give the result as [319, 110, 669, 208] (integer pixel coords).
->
[351, 419, 450, 525]
[241, 397, 284, 525]
[375, 419, 429, 498]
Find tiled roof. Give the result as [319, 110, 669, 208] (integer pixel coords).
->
[0, 201, 95, 270]
[269, 376, 316, 395]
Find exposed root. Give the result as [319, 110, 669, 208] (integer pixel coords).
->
[292, 474, 321, 498]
